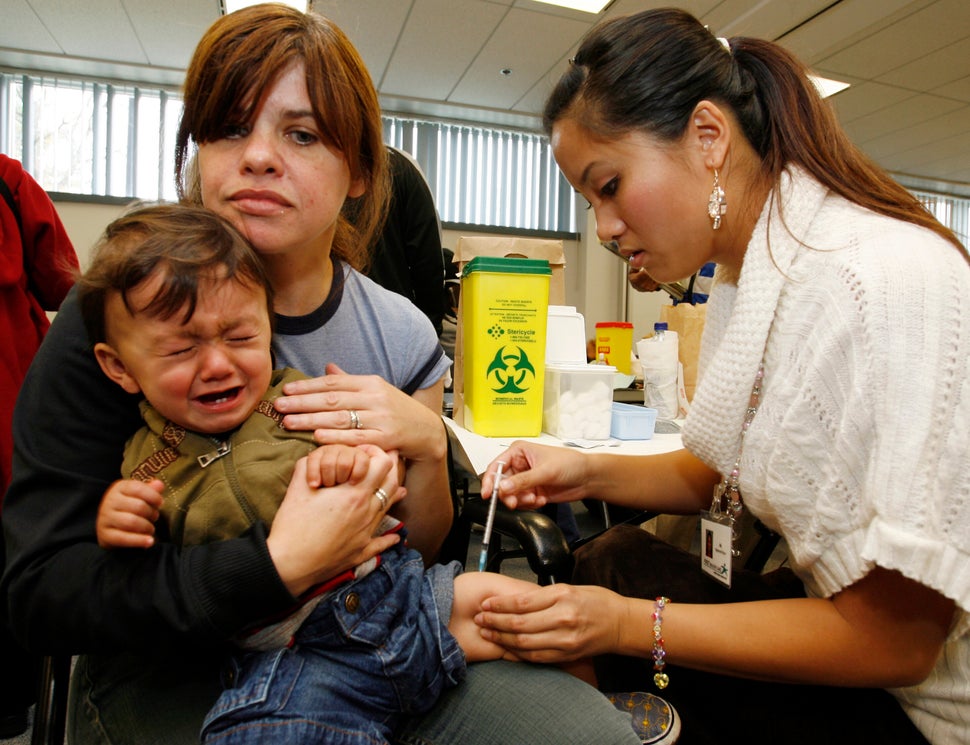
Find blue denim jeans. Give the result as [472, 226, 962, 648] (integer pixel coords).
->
[201, 549, 465, 744]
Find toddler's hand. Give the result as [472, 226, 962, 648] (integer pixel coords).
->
[96, 478, 164, 549]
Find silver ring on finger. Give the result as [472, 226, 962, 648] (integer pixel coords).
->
[348, 409, 361, 430]
[374, 487, 389, 511]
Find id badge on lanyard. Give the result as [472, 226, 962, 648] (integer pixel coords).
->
[700, 508, 734, 587]
[700, 362, 765, 588]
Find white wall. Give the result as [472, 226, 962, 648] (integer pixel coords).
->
[52, 199, 130, 270]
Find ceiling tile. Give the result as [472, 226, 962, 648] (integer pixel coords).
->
[26, 0, 149, 64]
[381, 0, 507, 101]
[816, 0, 970, 80]
[127, 0, 216, 69]
[933, 74, 970, 103]
[0, 0, 61, 54]
[830, 80, 919, 122]
[449, 7, 587, 109]
[843, 92, 965, 144]
[313, 0, 414, 88]
[778, 0, 927, 64]
[703, 0, 832, 40]
[875, 36, 970, 92]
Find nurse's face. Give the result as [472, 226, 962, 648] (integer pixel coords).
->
[551, 118, 716, 284]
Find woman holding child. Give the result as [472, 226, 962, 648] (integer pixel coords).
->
[1, 5, 642, 744]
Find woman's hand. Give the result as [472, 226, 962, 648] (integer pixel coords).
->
[479, 441, 592, 511]
[474, 583, 634, 664]
[275, 363, 451, 563]
[275, 363, 446, 463]
[266, 448, 404, 597]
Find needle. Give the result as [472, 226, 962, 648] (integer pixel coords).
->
[478, 461, 505, 571]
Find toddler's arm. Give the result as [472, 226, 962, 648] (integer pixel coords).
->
[96, 479, 164, 549]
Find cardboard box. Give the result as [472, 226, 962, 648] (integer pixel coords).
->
[454, 236, 565, 304]
[452, 236, 565, 430]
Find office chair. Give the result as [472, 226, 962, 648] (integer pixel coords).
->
[31, 654, 69, 745]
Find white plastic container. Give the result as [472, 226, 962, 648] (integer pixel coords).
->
[545, 305, 587, 364]
[543, 362, 616, 440]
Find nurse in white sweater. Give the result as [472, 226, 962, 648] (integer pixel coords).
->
[474, 8, 970, 745]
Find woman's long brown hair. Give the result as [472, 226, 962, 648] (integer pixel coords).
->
[175, 3, 389, 270]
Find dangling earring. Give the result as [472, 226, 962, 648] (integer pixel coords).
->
[707, 168, 727, 230]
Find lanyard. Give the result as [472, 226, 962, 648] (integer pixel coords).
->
[701, 362, 764, 586]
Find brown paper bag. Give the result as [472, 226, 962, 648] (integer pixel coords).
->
[453, 236, 565, 303]
[660, 302, 706, 402]
[451, 236, 565, 428]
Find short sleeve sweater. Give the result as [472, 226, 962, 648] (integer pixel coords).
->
[682, 168, 970, 744]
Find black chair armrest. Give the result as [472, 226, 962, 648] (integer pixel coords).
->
[460, 497, 573, 584]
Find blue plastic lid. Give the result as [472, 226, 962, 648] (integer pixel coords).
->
[654, 322, 668, 331]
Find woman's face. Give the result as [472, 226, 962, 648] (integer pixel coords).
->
[196, 60, 364, 260]
[551, 118, 717, 284]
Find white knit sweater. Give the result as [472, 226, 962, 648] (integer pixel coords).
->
[682, 168, 970, 744]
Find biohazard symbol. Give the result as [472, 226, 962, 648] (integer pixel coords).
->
[485, 345, 536, 394]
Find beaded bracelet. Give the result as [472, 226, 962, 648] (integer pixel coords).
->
[651, 596, 670, 690]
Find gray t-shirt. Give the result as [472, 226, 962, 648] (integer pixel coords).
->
[272, 259, 451, 394]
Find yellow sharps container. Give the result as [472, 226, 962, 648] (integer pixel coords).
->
[461, 256, 551, 436]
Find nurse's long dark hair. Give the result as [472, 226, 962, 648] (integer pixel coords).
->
[544, 7, 964, 253]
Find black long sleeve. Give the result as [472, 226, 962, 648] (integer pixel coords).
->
[365, 148, 445, 334]
[1, 288, 296, 655]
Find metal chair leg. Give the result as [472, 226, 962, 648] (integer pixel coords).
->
[31, 655, 69, 745]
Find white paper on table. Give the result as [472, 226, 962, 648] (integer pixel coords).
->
[443, 416, 684, 477]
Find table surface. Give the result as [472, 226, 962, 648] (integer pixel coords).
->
[443, 416, 684, 477]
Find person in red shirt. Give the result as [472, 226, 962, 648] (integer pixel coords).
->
[0, 153, 79, 738]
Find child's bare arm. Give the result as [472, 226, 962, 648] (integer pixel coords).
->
[450, 572, 598, 686]
[96, 479, 164, 549]
[449, 572, 535, 663]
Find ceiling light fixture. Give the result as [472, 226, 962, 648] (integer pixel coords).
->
[810, 74, 850, 98]
[531, 0, 612, 14]
[222, 0, 308, 15]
